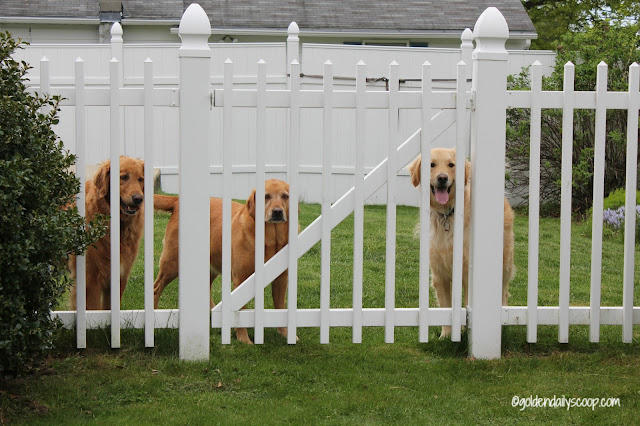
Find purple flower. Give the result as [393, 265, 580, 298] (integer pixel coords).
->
[603, 205, 640, 229]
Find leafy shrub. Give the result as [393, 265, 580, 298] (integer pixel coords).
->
[506, 22, 640, 214]
[0, 32, 104, 375]
[601, 187, 640, 211]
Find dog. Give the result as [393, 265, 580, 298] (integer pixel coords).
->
[69, 156, 145, 310]
[407, 148, 514, 338]
[153, 179, 293, 344]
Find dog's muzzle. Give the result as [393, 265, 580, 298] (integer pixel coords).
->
[121, 194, 143, 215]
[267, 208, 287, 223]
[431, 174, 452, 205]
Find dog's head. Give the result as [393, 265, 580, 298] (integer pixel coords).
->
[93, 156, 145, 216]
[246, 179, 290, 223]
[407, 148, 470, 210]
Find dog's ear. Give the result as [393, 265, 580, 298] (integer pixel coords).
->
[246, 189, 256, 219]
[407, 155, 422, 187]
[93, 160, 111, 198]
[465, 160, 471, 185]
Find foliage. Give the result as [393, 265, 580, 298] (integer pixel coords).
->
[599, 189, 640, 242]
[601, 187, 640, 211]
[522, 0, 640, 50]
[0, 32, 105, 375]
[506, 22, 640, 214]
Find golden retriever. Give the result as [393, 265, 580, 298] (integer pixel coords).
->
[407, 148, 514, 338]
[153, 179, 293, 344]
[69, 156, 145, 310]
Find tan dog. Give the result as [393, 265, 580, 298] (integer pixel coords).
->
[153, 179, 293, 344]
[69, 156, 145, 310]
[407, 148, 514, 338]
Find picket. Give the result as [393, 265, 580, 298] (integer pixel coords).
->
[109, 57, 121, 349]
[254, 59, 267, 345]
[527, 61, 542, 343]
[221, 58, 233, 346]
[320, 61, 334, 344]
[143, 58, 155, 348]
[558, 62, 575, 344]
[590, 62, 608, 343]
[287, 60, 301, 344]
[72, 57, 87, 349]
[451, 60, 467, 343]
[385, 61, 399, 344]
[418, 61, 432, 344]
[352, 60, 366, 344]
[622, 63, 639, 343]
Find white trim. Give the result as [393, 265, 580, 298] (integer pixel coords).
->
[0, 16, 99, 25]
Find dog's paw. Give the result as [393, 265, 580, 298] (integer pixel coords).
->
[439, 326, 452, 340]
[235, 328, 254, 344]
[277, 327, 300, 342]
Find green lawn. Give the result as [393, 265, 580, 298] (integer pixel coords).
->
[2, 202, 639, 424]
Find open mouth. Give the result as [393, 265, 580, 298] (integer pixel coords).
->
[120, 198, 141, 216]
[430, 184, 452, 205]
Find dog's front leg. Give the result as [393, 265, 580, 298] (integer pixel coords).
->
[432, 273, 452, 339]
[271, 271, 299, 342]
[231, 269, 254, 345]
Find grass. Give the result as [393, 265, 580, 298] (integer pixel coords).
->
[2, 201, 640, 424]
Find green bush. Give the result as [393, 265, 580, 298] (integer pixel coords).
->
[0, 32, 105, 375]
[601, 187, 640, 211]
[506, 22, 640, 214]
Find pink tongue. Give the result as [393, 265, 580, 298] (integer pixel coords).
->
[435, 188, 449, 205]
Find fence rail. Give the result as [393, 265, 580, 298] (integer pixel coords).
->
[44, 4, 639, 360]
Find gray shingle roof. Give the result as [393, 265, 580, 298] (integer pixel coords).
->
[0, 0, 99, 19]
[0, 0, 536, 34]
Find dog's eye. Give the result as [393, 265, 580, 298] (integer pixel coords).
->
[448, 163, 455, 168]
[282, 193, 289, 200]
[138, 177, 144, 183]
[430, 163, 435, 168]
[265, 194, 271, 200]
[121, 174, 129, 181]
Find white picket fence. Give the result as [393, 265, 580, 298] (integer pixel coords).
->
[48, 4, 639, 360]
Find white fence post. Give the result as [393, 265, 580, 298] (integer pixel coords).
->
[460, 28, 473, 77]
[110, 23, 124, 85]
[177, 3, 211, 361]
[287, 22, 300, 79]
[467, 7, 509, 359]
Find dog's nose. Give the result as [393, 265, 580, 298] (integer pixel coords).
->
[437, 174, 448, 185]
[271, 208, 284, 221]
[132, 194, 143, 205]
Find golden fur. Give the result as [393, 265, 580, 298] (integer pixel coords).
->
[152, 179, 293, 344]
[69, 156, 145, 310]
[407, 148, 514, 338]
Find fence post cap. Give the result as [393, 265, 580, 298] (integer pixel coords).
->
[461, 28, 473, 45]
[179, 3, 212, 52]
[288, 21, 300, 35]
[110, 22, 123, 41]
[472, 7, 508, 56]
